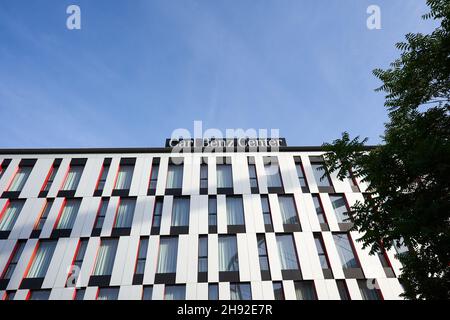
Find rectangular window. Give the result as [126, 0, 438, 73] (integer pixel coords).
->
[276, 234, 300, 271]
[68, 239, 88, 285]
[148, 160, 160, 192]
[28, 290, 51, 300]
[333, 233, 359, 269]
[294, 281, 317, 300]
[114, 198, 136, 229]
[336, 280, 350, 300]
[347, 170, 360, 191]
[4, 291, 15, 300]
[135, 237, 149, 275]
[55, 199, 80, 230]
[230, 283, 252, 300]
[164, 285, 185, 300]
[1, 240, 25, 280]
[218, 235, 239, 272]
[208, 283, 219, 300]
[97, 288, 119, 300]
[61, 165, 84, 191]
[200, 162, 208, 190]
[0, 161, 6, 181]
[26, 241, 57, 278]
[312, 194, 327, 224]
[0, 200, 25, 232]
[208, 196, 217, 227]
[294, 158, 308, 189]
[226, 196, 244, 226]
[171, 197, 190, 227]
[330, 195, 350, 223]
[310, 162, 332, 187]
[358, 279, 382, 300]
[313, 233, 330, 269]
[248, 160, 258, 190]
[7, 166, 32, 192]
[42, 162, 60, 192]
[217, 163, 233, 189]
[278, 195, 299, 225]
[157, 237, 178, 274]
[273, 281, 285, 300]
[94, 198, 109, 230]
[95, 160, 110, 192]
[92, 239, 118, 276]
[142, 285, 153, 300]
[74, 288, 86, 300]
[114, 165, 134, 190]
[198, 236, 208, 273]
[257, 234, 270, 272]
[260, 196, 273, 226]
[264, 160, 283, 188]
[151, 198, 163, 229]
[166, 163, 183, 189]
[35, 199, 53, 231]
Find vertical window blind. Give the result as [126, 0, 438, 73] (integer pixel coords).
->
[62, 166, 83, 191]
[264, 163, 282, 188]
[226, 196, 244, 226]
[8, 167, 32, 192]
[114, 198, 135, 228]
[230, 283, 252, 300]
[93, 239, 118, 276]
[294, 281, 317, 300]
[97, 288, 119, 300]
[115, 165, 134, 190]
[217, 164, 233, 188]
[157, 237, 178, 274]
[333, 233, 358, 269]
[164, 285, 185, 300]
[171, 197, 190, 227]
[276, 234, 299, 270]
[27, 241, 57, 278]
[278, 196, 299, 225]
[56, 199, 80, 230]
[166, 164, 183, 189]
[0, 200, 24, 232]
[218, 235, 239, 272]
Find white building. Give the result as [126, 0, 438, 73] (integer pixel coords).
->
[0, 139, 404, 300]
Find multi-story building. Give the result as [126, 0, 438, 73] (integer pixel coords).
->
[0, 138, 405, 300]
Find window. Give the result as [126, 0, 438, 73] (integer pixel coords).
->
[257, 234, 270, 272]
[74, 288, 86, 300]
[310, 162, 332, 187]
[135, 237, 149, 275]
[55, 199, 80, 230]
[294, 281, 317, 300]
[151, 198, 163, 229]
[96, 160, 110, 192]
[114, 165, 134, 190]
[347, 170, 359, 191]
[28, 290, 51, 300]
[4, 291, 16, 300]
[1, 240, 25, 280]
[148, 160, 159, 191]
[218, 235, 239, 272]
[164, 285, 185, 300]
[97, 288, 119, 300]
[276, 234, 300, 271]
[333, 233, 359, 269]
[157, 237, 178, 274]
[330, 195, 350, 223]
[394, 237, 409, 255]
[208, 283, 219, 300]
[114, 198, 136, 229]
[273, 282, 285, 300]
[260, 196, 272, 226]
[312, 194, 327, 224]
[278, 195, 299, 225]
[314, 234, 330, 269]
[68, 239, 88, 285]
[7, 166, 32, 192]
[61, 165, 84, 191]
[200, 162, 208, 189]
[208, 197, 217, 227]
[336, 280, 350, 300]
[34, 199, 53, 231]
[92, 239, 118, 276]
[94, 198, 109, 230]
[294, 158, 308, 189]
[171, 197, 190, 227]
[0, 200, 24, 232]
[42, 162, 60, 192]
[198, 236, 208, 273]
[142, 286, 153, 300]
[217, 163, 233, 189]
[230, 283, 252, 300]
[248, 161, 258, 190]
[0, 161, 5, 181]
[358, 279, 382, 300]
[264, 160, 283, 188]
[166, 163, 183, 189]
[26, 241, 57, 278]
[226, 196, 244, 226]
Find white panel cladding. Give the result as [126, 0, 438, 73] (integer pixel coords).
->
[9, 198, 41, 239]
[12, 289, 29, 300]
[53, 237, 79, 288]
[156, 157, 168, 196]
[250, 194, 265, 233]
[186, 282, 197, 300]
[182, 154, 194, 196]
[207, 234, 219, 283]
[285, 155, 302, 194]
[121, 235, 140, 285]
[232, 155, 250, 195]
[42, 238, 69, 288]
[129, 157, 145, 197]
[355, 175, 369, 193]
[282, 280, 297, 300]
[102, 157, 120, 197]
[250, 281, 263, 300]
[110, 236, 130, 286]
[130, 196, 147, 236]
[49, 287, 75, 300]
[0, 240, 15, 276]
[321, 231, 345, 279]
[190, 155, 201, 196]
[118, 285, 142, 300]
[330, 170, 352, 193]
[197, 195, 209, 235]
[217, 195, 227, 234]
[254, 156, 268, 194]
[293, 193, 311, 232]
[71, 197, 94, 237]
[242, 194, 255, 233]
[278, 154, 297, 194]
[294, 232, 323, 280]
[100, 196, 120, 237]
[300, 154, 319, 193]
[237, 233, 251, 281]
[219, 282, 230, 300]
[159, 196, 172, 235]
[137, 157, 152, 196]
[186, 233, 199, 283]
[189, 195, 199, 235]
[196, 282, 208, 300]
[77, 237, 100, 288]
[176, 234, 189, 283]
[346, 279, 363, 300]
[268, 194, 283, 232]
[345, 192, 364, 208]
[379, 278, 404, 300]
[319, 193, 340, 231]
[143, 235, 159, 285]
[47, 158, 70, 198]
[0, 159, 20, 193]
[20, 158, 52, 198]
[265, 233, 282, 281]
[350, 230, 385, 279]
[75, 158, 103, 198]
[261, 281, 275, 300]
[139, 196, 155, 236]
[314, 279, 330, 299]
[324, 279, 342, 300]
[386, 246, 402, 276]
[152, 284, 164, 300]
[83, 286, 98, 300]
[7, 239, 38, 290]
[246, 232, 261, 281]
[40, 197, 65, 239]
[207, 156, 217, 194]
[301, 193, 321, 232]
[80, 197, 101, 237]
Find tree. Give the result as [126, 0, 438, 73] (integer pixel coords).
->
[321, 0, 450, 299]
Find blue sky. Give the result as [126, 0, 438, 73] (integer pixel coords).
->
[0, 0, 437, 148]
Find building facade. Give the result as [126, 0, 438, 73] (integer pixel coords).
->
[0, 139, 405, 300]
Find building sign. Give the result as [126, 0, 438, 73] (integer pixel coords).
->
[165, 138, 287, 149]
